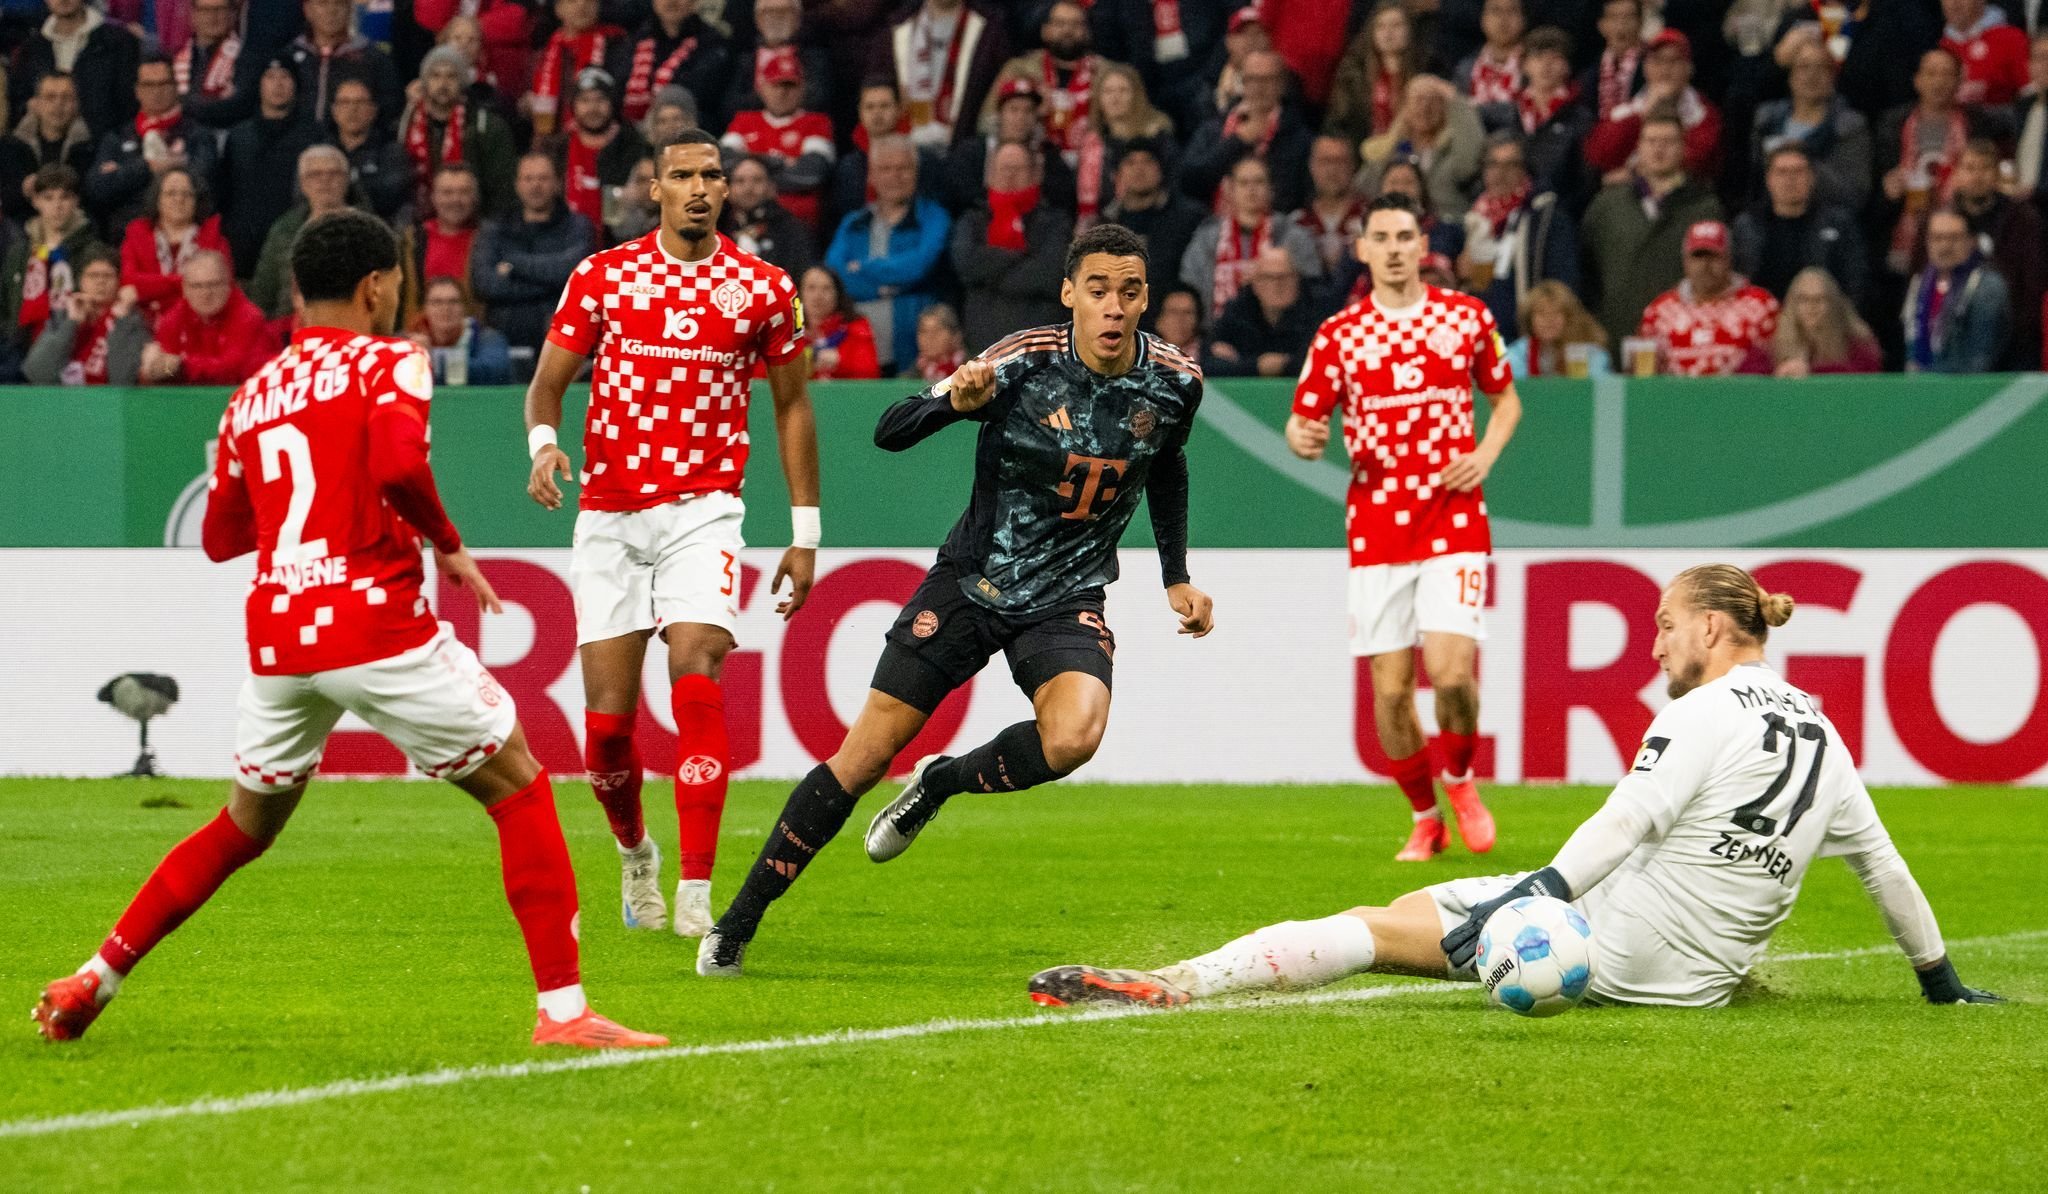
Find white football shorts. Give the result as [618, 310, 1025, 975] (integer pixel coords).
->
[1347, 551, 1488, 656]
[570, 490, 745, 645]
[1424, 871, 1737, 1008]
[234, 622, 518, 792]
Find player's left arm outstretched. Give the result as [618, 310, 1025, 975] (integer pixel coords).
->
[764, 351, 820, 619]
[1822, 780, 2003, 1004]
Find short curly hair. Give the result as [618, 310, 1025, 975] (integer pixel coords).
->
[291, 208, 398, 303]
[1063, 222, 1149, 279]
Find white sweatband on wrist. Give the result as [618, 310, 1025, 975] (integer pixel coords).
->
[790, 506, 821, 549]
[527, 424, 558, 459]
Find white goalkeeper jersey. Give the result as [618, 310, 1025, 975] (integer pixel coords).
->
[1579, 662, 1936, 1006]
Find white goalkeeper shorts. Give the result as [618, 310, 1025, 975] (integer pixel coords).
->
[234, 623, 518, 792]
[1347, 552, 1488, 657]
[1423, 871, 1737, 1008]
[570, 490, 745, 645]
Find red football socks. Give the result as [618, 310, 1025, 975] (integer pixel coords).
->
[672, 674, 730, 881]
[486, 772, 582, 993]
[98, 808, 270, 975]
[583, 709, 646, 848]
[1388, 748, 1439, 815]
[1437, 730, 1477, 782]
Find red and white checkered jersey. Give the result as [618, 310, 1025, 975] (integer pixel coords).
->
[1638, 281, 1779, 378]
[1292, 286, 1513, 566]
[212, 328, 441, 675]
[546, 231, 805, 512]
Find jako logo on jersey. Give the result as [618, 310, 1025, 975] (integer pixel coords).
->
[620, 282, 664, 297]
[679, 754, 723, 784]
[711, 280, 750, 318]
[1391, 359, 1425, 391]
[1426, 325, 1462, 358]
[1633, 736, 1671, 772]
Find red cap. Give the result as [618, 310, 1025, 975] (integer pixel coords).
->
[1228, 6, 1263, 34]
[760, 51, 802, 86]
[996, 76, 1042, 104]
[1683, 220, 1730, 255]
[1646, 28, 1691, 59]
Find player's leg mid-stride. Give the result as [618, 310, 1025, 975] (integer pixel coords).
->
[524, 128, 820, 943]
[1285, 191, 1522, 861]
[36, 208, 664, 1049]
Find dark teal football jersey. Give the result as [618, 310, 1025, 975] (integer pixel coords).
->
[874, 324, 1203, 615]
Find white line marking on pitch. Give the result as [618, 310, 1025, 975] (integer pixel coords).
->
[3, 929, 2039, 1141]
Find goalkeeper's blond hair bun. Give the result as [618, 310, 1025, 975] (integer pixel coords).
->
[1674, 564, 1794, 643]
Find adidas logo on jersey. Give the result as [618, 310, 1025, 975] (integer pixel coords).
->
[1041, 405, 1073, 430]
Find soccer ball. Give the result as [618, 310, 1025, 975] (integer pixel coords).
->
[1475, 895, 1595, 1018]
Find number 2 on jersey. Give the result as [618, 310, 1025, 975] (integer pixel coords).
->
[1728, 713, 1826, 838]
[257, 424, 325, 563]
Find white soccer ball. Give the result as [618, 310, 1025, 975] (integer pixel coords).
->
[1475, 895, 1595, 1018]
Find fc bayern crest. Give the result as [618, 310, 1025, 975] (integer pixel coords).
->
[1129, 404, 1157, 439]
[1425, 324, 1461, 358]
[711, 279, 750, 318]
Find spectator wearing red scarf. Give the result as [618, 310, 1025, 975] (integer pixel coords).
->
[415, 0, 534, 110]
[621, 0, 733, 125]
[1454, 0, 1526, 106]
[528, 0, 629, 138]
[84, 57, 221, 232]
[1291, 133, 1366, 275]
[798, 265, 881, 381]
[1185, 49, 1311, 214]
[283, 0, 401, 128]
[136, 250, 276, 386]
[1584, 30, 1723, 182]
[172, 0, 259, 130]
[724, 0, 833, 126]
[1326, 2, 1421, 144]
[950, 142, 1072, 352]
[118, 166, 230, 322]
[23, 250, 145, 385]
[908, 303, 967, 382]
[981, 1, 1108, 166]
[4, 164, 103, 349]
[401, 161, 484, 326]
[401, 48, 519, 219]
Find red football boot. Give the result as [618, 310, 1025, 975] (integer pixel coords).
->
[1444, 779, 1496, 854]
[532, 1008, 670, 1049]
[33, 972, 107, 1042]
[1395, 815, 1449, 861]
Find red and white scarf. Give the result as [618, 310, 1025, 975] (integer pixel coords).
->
[565, 129, 609, 228]
[905, 8, 967, 131]
[137, 105, 184, 141]
[154, 223, 199, 275]
[1073, 124, 1105, 230]
[62, 308, 114, 385]
[1042, 53, 1092, 155]
[404, 102, 463, 211]
[529, 26, 620, 123]
[624, 32, 699, 122]
[1468, 49, 1520, 105]
[1212, 215, 1272, 308]
[988, 185, 1038, 251]
[1517, 84, 1572, 133]
[174, 33, 241, 98]
[1151, 0, 1187, 63]
[1470, 181, 1529, 238]
[1213, 104, 1278, 210]
[1597, 46, 1641, 119]
[1372, 70, 1402, 135]
[1890, 106, 1968, 264]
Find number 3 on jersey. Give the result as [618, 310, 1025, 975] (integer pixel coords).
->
[257, 424, 325, 563]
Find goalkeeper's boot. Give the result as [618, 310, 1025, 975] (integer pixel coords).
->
[532, 1007, 669, 1049]
[1444, 778, 1496, 854]
[672, 879, 713, 939]
[618, 837, 667, 931]
[864, 754, 948, 863]
[1395, 814, 1448, 861]
[33, 971, 108, 1042]
[1028, 965, 1190, 1009]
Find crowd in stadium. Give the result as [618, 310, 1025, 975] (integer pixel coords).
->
[0, 0, 2043, 388]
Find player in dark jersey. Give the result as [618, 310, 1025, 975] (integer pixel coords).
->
[697, 223, 1214, 976]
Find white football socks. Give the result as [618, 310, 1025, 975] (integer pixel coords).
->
[1155, 914, 1377, 999]
[537, 983, 589, 1021]
[79, 955, 121, 1005]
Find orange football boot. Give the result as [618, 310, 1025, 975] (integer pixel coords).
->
[33, 972, 107, 1042]
[1395, 815, 1449, 861]
[1028, 965, 1191, 1008]
[1444, 779, 1496, 853]
[532, 1008, 670, 1048]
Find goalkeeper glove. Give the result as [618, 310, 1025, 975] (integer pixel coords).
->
[1916, 957, 2003, 1004]
[1439, 866, 1570, 971]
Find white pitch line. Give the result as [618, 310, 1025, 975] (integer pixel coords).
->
[3, 929, 2038, 1141]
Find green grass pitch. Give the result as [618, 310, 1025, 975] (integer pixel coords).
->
[1, 778, 2043, 1190]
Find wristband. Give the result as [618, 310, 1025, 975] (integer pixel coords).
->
[791, 506, 821, 549]
[527, 424, 558, 460]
